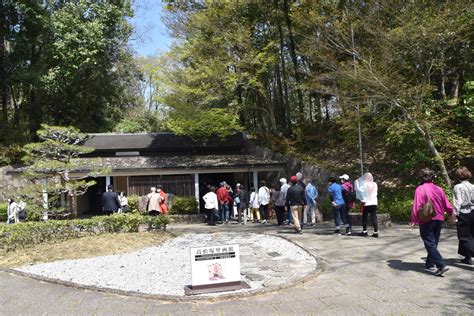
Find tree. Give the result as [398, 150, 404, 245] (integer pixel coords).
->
[21, 124, 105, 216]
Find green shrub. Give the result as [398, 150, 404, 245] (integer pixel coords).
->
[318, 198, 333, 220]
[128, 195, 140, 213]
[0, 203, 7, 222]
[378, 189, 414, 222]
[0, 213, 170, 252]
[170, 196, 198, 214]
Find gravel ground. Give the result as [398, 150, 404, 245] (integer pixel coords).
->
[16, 232, 316, 297]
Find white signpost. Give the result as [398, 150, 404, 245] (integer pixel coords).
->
[185, 244, 249, 295]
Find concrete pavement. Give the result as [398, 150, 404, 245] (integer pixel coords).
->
[0, 221, 472, 315]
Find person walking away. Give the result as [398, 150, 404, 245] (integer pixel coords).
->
[340, 174, 355, 235]
[234, 183, 241, 216]
[327, 177, 346, 235]
[304, 179, 319, 227]
[216, 182, 230, 224]
[237, 185, 250, 224]
[156, 185, 168, 215]
[203, 186, 219, 226]
[411, 168, 456, 276]
[102, 185, 121, 214]
[453, 166, 474, 265]
[147, 187, 162, 216]
[286, 176, 305, 234]
[357, 173, 379, 237]
[119, 192, 129, 213]
[258, 180, 270, 224]
[272, 183, 286, 226]
[280, 178, 292, 225]
[249, 187, 261, 222]
[6, 198, 20, 224]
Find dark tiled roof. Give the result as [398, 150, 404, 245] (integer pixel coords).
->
[84, 132, 247, 152]
[70, 154, 284, 173]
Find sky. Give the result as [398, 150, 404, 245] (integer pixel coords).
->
[129, 0, 173, 57]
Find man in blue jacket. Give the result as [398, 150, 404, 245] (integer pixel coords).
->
[304, 179, 319, 226]
[327, 177, 347, 235]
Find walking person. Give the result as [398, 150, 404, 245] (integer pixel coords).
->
[203, 186, 218, 226]
[6, 198, 20, 224]
[258, 180, 270, 224]
[286, 176, 305, 234]
[411, 168, 456, 276]
[358, 173, 379, 237]
[453, 166, 474, 265]
[340, 174, 354, 235]
[304, 179, 318, 227]
[249, 187, 261, 222]
[119, 192, 129, 213]
[237, 185, 250, 225]
[328, 177, 347, 235]
[147, 187, 162, 216]
[102, 185, 121, 214]
[272, 183, 286, 226]
[280, 178, 292, 225]
[216, 182, 230, 224]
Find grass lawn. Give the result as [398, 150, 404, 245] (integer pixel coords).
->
[0, 232, 171, 268]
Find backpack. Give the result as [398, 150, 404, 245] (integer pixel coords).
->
[343, 184, 356, 203]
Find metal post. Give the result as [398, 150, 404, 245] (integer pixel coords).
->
[351, 25, 364, 176]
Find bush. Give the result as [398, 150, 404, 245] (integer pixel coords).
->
[0, 213, 170, 252]
[0, 203, 7, 222]
[378, 188, 414, 222]
[127, 195, 140, 213]
[170, 196, 198, 214]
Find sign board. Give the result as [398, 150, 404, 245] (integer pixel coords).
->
[190, 244, 240, 287]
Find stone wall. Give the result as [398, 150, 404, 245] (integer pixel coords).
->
[0, 166, 29, 202]
[246, 144, 334, 193]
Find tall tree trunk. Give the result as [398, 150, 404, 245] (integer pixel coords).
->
[0, 38, 7, 136]
[283, 0, 304, 122]
[277, 8, 291, 134]
[453, 72, 460, 99]
[440, 66, 447, 100]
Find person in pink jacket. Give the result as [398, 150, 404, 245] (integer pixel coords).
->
[411, 168, 456, 276]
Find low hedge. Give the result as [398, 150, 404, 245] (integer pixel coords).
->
[0, 203, 7, 222]
[170, 196, 198, 214]
[0, 213, 170, 252]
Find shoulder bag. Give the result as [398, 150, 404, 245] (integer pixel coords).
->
[418, 186, 436, 222]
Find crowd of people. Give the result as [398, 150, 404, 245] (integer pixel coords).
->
[201, 171, 379, 237]
[200, 166, 473, 277]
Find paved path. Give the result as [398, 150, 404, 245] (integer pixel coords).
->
[0, 222, 472, 315]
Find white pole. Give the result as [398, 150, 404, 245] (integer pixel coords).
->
[252, 171, 258, 192]
[194, 173, 200, 212]
[105, 176, 111, 191]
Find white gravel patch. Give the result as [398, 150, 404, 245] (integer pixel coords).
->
[16, 233, 316, 296]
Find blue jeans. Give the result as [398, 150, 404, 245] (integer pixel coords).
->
[220, 203, 229, 222]
[333, 204, 346, 227]
[286, 204, 293, 223]
[419, 220, 445, 269]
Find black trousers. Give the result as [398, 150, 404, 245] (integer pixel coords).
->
[259, 204, 268, 220]
[206, 208, 217, 225]
[275, 205, 286, 225]
[362, 205, 378, 232]
[457, 211, 474, 259]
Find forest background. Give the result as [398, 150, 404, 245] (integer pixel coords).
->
[1, 0, 472, 221]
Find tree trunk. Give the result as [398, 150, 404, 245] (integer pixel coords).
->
[283, 0, 304, 122]
[440, 66, 447, 100]
[453, 72, 460, 99]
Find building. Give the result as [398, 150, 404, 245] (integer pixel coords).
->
[72, 132, 284, 214]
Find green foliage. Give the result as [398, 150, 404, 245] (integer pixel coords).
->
[0, 214, 170, 252]
[378, 189, 414, 223]
[0, 145, 23, 167]
[114, 108, 163, 133]
[164, 108, 243, 140]
[169, 196, 198, 214]
[127, 195, 140, 213]
[21, 124, 105, 215]
[0, 203, 7, 222]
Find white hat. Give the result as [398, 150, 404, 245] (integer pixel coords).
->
[339, 174, 350, 181]
[279, 178, 287, 184]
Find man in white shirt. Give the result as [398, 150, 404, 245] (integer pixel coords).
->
[203, 186, 218, 226]
[280, 178, 292, 225]
[258, 180, 270, 224]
